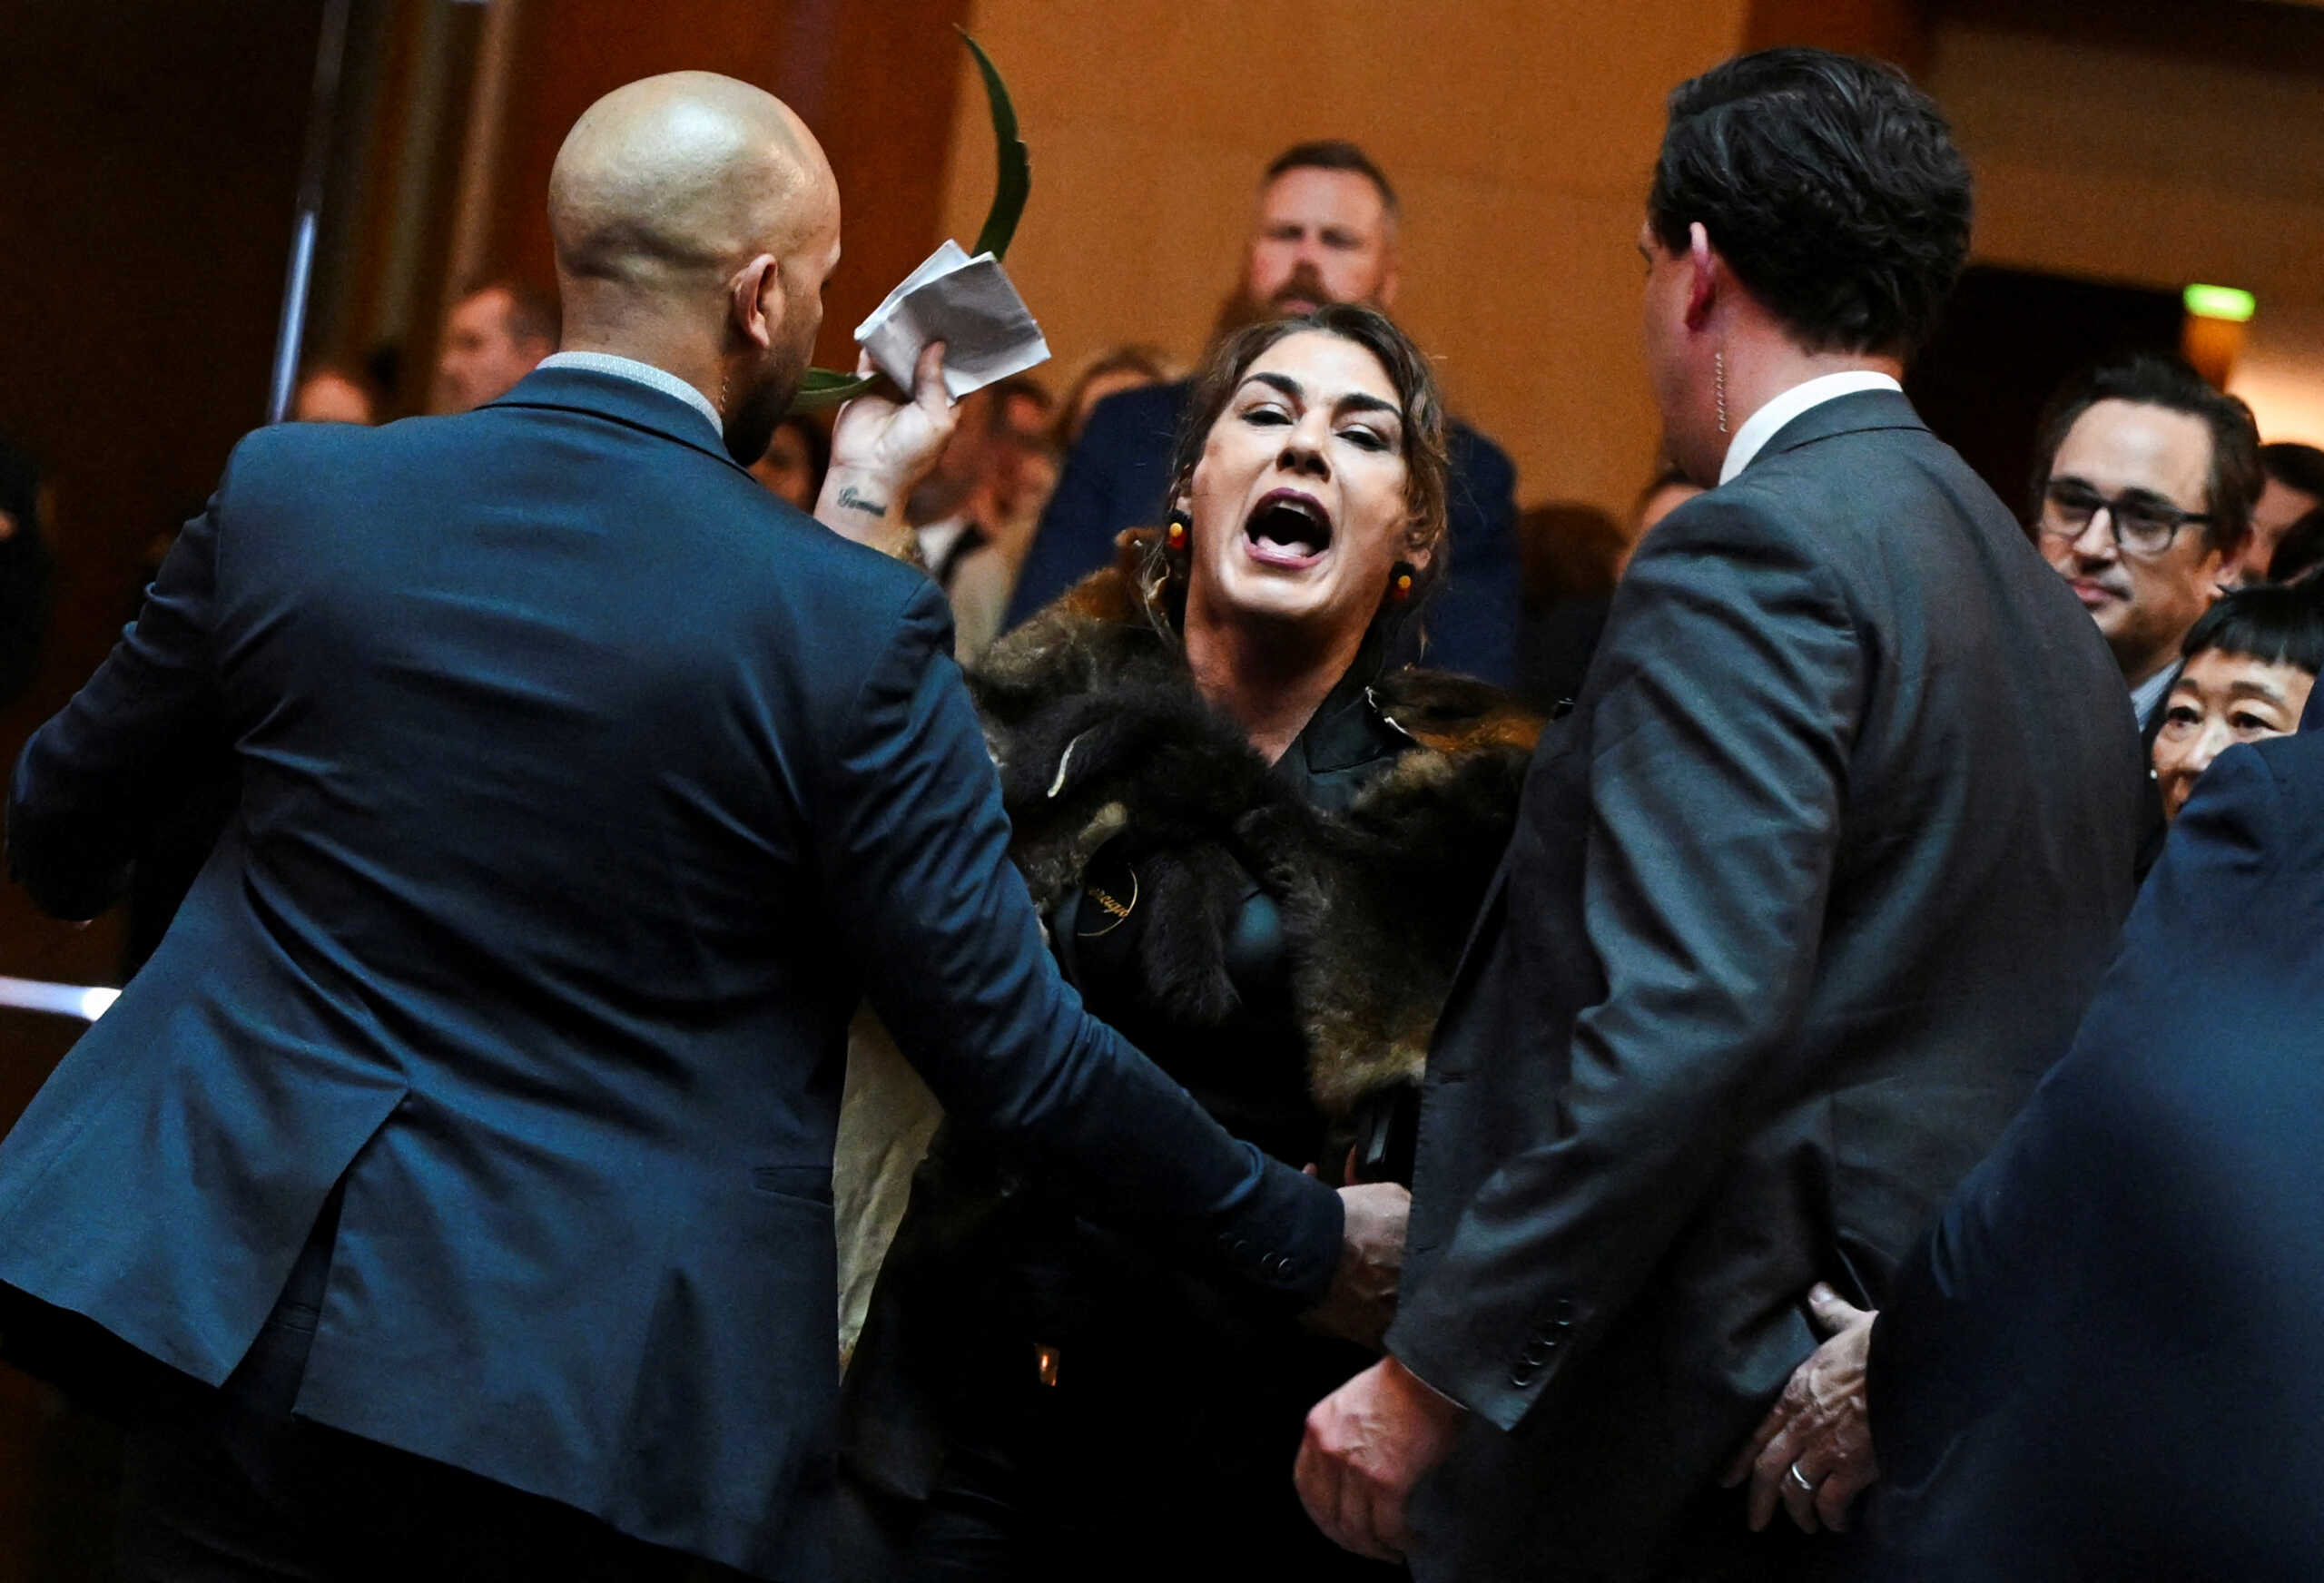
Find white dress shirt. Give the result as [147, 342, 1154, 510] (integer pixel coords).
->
[1718, 370, 1904, 486]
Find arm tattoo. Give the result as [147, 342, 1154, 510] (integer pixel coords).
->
[836, 485, 890, 516]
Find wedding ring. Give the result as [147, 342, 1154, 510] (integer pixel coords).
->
[1787, 1460, 1815, 1492]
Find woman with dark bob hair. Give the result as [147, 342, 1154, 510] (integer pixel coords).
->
[833, 303, 1541, 1578]
[2152, 581, 2324, 824]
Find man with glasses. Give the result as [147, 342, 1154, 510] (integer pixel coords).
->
[2031, 354, 2262, 733]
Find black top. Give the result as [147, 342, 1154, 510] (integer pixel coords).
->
[1053, 676, 1411, 1166]
[840, 667, 1414, 1568]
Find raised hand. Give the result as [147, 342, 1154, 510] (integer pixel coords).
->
[812, 340, 956, 552]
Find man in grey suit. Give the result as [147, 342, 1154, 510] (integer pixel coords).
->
[1295, 48, 2142, 1581]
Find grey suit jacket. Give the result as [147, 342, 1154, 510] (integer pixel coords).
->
[1387, 390, 2142, 1580]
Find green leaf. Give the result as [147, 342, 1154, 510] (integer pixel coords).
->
[788, 29, 1031, 415]
[789, 367, 876, 410]
[959, 29, 1030, 262]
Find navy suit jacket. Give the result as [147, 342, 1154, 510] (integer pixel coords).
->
[0, 369, 1337, 1578]
[1386, 392, 2141, 1580]
[1866, 722, 2324, 1579]
[1003, 378, 1523, 683]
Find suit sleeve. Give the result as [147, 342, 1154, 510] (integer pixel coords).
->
[817, 577, 1342, 1304]
[1868, 742, 2286, 1480]
[1386, 497, 1864, 1430]
[8, 489, 226, 920]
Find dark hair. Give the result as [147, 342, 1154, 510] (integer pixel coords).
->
[2260, 441, 2324, 502]
[2180, 581, 2324, 677]
[2027, 355, 2262, 559]
[1265, 140, 1399, 220]
[461, 279, 560, 349]
[2270, 506, 2324, 585]
[1649, 47, 1971, 358]
[1154, 302, 1448, 627]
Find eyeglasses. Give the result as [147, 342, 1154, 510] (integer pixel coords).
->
[2038, 480, 2211, 558]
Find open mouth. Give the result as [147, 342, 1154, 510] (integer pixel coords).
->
[1244, 488, 1334, 569]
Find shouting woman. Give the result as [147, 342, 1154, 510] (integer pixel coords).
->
[835, 304, 1540, 1580]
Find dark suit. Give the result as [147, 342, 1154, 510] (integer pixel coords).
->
[1003, 379, 1523, 683]
[1384, 389, 2144, 1580]
[1866, 722, 2324, 1578]
[0, 367, 1338, 1579]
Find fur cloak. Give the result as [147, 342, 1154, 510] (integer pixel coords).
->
[971, 557, 1542, 1119]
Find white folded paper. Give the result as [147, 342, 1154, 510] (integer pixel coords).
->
[854, 239, 1051, 401]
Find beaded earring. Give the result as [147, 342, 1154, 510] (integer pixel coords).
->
[1389, 560, 1417, 603]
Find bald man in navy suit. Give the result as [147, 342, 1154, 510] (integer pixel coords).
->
[0, 73, 1395, 1583]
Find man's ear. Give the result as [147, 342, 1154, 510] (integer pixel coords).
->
[1376, 243, 1403, 311]
[1684, 222, 1720, 335]
[731, 254, 782, 351]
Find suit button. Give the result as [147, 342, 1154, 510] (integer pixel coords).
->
[1511, 1362, 1538, 1388]
[1263, 1254, 1288, 1277]
[1553, 1298, 1575, 1322]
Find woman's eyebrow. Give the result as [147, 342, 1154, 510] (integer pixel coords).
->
[2226, 677, 2290, 703]
[1243, 371, 1402, 423]
[1335, 391, 1402, 420]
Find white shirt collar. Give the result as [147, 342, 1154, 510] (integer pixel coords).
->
[2130, 664, 2176, 732]
[1718, 370, 1905, 486]
[536, 351, 724, 441]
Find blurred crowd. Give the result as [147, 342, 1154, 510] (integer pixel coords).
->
[10, 136, 2318, 837]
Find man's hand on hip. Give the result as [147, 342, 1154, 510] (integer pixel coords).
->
[814, 340, 955, 553]
[1722, 1282, 1880, 1533]
[1295, 1353, 1466, 1562]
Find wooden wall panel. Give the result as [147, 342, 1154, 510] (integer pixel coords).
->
[1745, 0, 1932, 73]
[478, 0, 970, 373]
[938, 0, 1751, 516]
[0, 12, 323, 1572]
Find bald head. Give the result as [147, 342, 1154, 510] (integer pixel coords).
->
[548, 73, 842, 463]
[551, 73, 833, 293]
